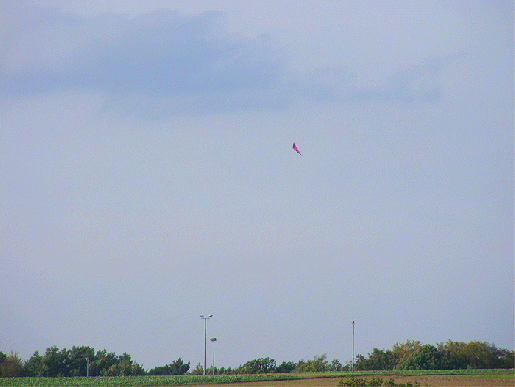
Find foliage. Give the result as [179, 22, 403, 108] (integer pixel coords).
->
[0, 353, 23, 378]
[148, 358, 190, 375]
[293, 354, 330, 373]
[22, 351, 47, 377]
[338, 377, 419, 387]
[101, 353, 145, 376]
[6, 346, 144, 378]
[0, 372, 303, 386]
[437, 340, 514, 370]
[354, 340, 514, 371]
[235, 355, 340, 374]
[213, 366, 236, 375]
[188, 363, 204, 375]
[276, 361, 296, 373]
[1, 339, 513, 379]
[329, 359, 343, 372]
[396, 344, 441, 370]
[354, 348, 397, 371]
[339, 377, 424, 387]
[238, 357, 276, 374]
[0, 369, 512, 386]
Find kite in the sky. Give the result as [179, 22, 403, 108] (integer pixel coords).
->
[292, 142, 302, 155]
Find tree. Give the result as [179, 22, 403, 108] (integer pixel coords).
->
[68, 346, 95, 377]
[360, 348, 396, 370]
[42, 346, 69, 377]
[438, 341, 468, 370]
[189, 362, 204, 375]
[437, 340, 514, 370]
[0, 353, 23, 378]
[329, 359, 343, 371]
[489, 344, 515, 369]
[170, 358, 190, 375]
[276, 361, 296, 373]
[353, 354, 368, 371]
[293, 354, 329, 373]
[391, 340, 421, 362]
[0, 352, 6, 377]
[239, 357, 276, 374]
[396, 344, 441, 370]
[22, 351, 48, 377]
[351, 340, 514, 371]
[101, 353, 145, 376]
[90, 349, 118, 377]
[149, 358, 190, 375]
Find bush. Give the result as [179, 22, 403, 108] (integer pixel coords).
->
[338, 377, 419, 387]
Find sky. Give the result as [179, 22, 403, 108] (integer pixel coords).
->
[0, 0, 513, 371]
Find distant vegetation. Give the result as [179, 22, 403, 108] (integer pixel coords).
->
[338, 377, 419, 387]
[352, 340, 513, 371]
[0, 340, 513, 378]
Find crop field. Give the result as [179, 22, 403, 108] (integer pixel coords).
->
[0, 370, 512, 387]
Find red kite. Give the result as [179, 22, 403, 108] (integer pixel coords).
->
[292, 143, 302, 155]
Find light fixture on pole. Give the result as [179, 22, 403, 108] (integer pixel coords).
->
[210, 338, 217, 375]
[351, 321, 355, 371]
[200, 315, 213, 375]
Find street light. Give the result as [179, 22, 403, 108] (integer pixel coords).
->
[351, 321, 355, 371]
[210, 338, 217, 375]
[200, 315, 213, 375]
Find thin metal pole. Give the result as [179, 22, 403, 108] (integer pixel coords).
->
[200, 315, 212, 375]
[204, 319, 207, 375]
[351, 321, 355, 371]
[210, 338, 217, 375]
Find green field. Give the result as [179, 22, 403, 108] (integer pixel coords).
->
[0, 370, 513, 387]
[0, 373, 300, 387]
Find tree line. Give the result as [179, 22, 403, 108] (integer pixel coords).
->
[0, 340, 513, 378]
[353, 340, 514, 371]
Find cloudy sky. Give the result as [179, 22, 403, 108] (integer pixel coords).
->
[1, 0, 513, 370]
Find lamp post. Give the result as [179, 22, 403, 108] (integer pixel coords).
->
[210, 338, 217, 375]
[351, 321, 355, 371]
[200, 315, 213, 375]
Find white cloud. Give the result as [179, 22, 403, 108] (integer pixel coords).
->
[2, 4, 457, 118]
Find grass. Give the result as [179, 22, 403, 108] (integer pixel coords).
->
[0, 370, 512, 387]
[0, 374, 301, 387]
